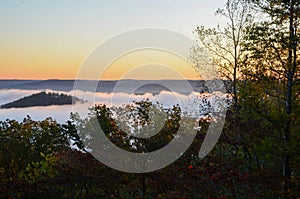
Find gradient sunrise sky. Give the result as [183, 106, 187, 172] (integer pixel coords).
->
[0, 0, 225, 80]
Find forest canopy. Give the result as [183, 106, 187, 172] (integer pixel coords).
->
[0, 0, 300, 198]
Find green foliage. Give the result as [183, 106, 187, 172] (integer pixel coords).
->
[77, 99, 182, 153]
[0, 116, 77, 198]
[1, 0, 300, 198]
[18, 152, 58, 184]
[192, 0, 300, 198]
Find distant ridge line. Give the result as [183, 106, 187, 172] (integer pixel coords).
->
[0, 79, 230, 94]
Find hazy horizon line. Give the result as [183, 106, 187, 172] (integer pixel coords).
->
[0, 78, 204, 81]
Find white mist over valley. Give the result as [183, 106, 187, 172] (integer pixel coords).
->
[0, 80, 229, 124]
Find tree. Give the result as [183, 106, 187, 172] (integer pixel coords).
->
[0, 116, 80, 198]
[242, 0, 300, 197]
[191, 0, 254, 110]
[190, 0, 258, 176]
[191, 0, 300, 197]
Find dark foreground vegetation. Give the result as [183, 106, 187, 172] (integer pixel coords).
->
[1, 0, 300, 198]
[0, 99, 299, 198]
[0, 92, 82, 109]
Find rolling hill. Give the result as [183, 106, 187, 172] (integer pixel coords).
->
[0, 91, 82, 109]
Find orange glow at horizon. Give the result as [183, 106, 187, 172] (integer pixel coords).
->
[0, 39, 84, 80]
[99, 49, 200, 80]
[0, 48, 201, 80]
[0, 0, 225, 80]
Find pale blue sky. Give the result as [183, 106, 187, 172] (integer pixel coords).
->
[0, 0, 226, 79]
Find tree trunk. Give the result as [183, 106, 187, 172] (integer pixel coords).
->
[283, 0, 296, 197]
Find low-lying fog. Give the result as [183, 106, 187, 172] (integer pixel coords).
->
[0, 89, 228, 124]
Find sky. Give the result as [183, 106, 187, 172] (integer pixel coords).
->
[0, 0, 226, 80]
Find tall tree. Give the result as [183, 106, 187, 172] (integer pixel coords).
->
[243, 0, 300, 197]
[191, 0, 254, 110]
[190, 0, 256, 170]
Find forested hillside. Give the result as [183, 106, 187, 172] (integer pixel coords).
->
[1, 92, 82, 109]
